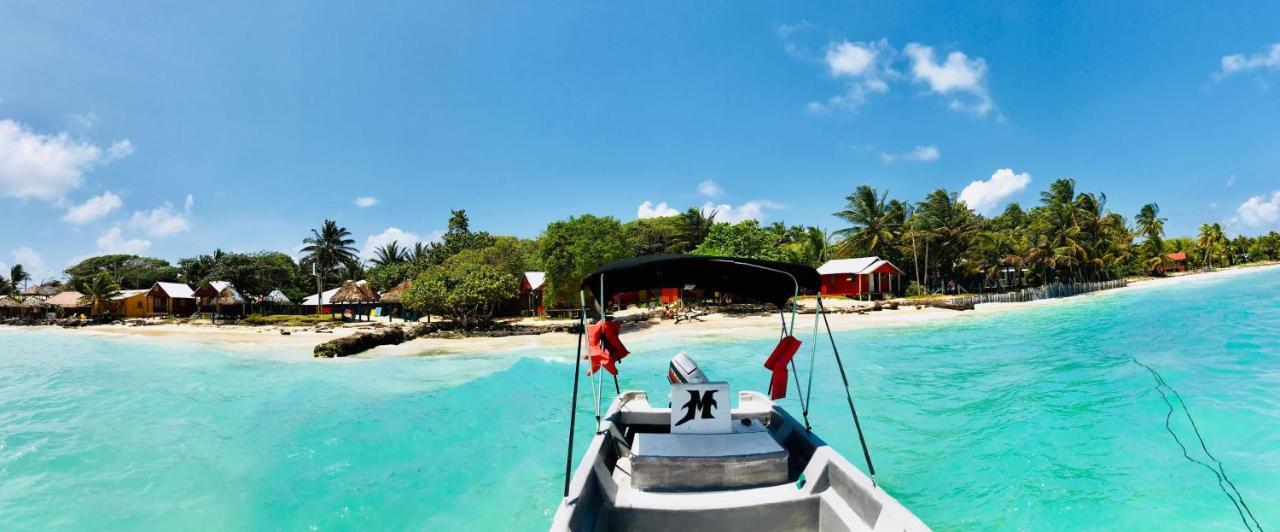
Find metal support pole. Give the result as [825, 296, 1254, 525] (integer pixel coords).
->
[562, 290, 587, 497]
[818, 298, 878, 484]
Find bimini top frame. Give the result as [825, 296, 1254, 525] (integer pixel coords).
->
[562, 255, 878, 498]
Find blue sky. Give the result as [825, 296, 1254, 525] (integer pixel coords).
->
[2, 1, 1280, 281]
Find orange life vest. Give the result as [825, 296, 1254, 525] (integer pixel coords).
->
[586, 320, 630, 375]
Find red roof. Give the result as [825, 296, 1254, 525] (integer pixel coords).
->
[1167, 252, 1187, 261]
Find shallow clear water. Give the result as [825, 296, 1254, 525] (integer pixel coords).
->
[2, 269, 1278, 530]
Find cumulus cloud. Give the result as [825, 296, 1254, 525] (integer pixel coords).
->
[0, 118, 133, 201]
[637, 201, 679, 219]
[697, 180, 723, 199]
[96, 227, 151, 254]
[63, 191, 123, 224]
[904, 43, 996, 116]
[701, 200, 781, 223]
[128, 197, 193, 237]
[1216, 43, 1280, 80]
[354, 196, 378, 208]
[881, 145, 940, 163]
[10, 247, 47, 279]
[362, 227, 442, 259]
[958, 169, 1031, 214]
[1236, 190, 1280, 229]
[807, 39, 894, 113]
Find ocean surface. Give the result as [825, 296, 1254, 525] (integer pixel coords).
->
[2, 268, 1278, 531]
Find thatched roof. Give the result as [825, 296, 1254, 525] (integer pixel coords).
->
[380, 280, 413, 304]
[20, 297, 47, 308]
[212, 285, 246, 306]
[330, 280, 379, 304]
[263, 289, 292, 305]
[0, 296, 20, 308]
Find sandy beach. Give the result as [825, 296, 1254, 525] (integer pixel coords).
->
[9, 262, 1279, 357]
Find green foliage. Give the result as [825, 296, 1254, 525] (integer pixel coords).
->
[241, 314, 337, 326]
[402, 252, 519, 328]
[371, 241, 410, 266]
[65, 254, 181, 290]
[79, 272, 122, 316]
[366, 262, 414, 292]
[176, 250, 302, 297]
[693, 220, 788, 261]
[904, 281, 928, 297]
[9, 264, 30, 290]
[442, 209, 496, 257]
[539, 214, 631, 306]
[300, 219, 360, 287]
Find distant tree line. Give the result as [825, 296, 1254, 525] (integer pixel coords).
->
[23, 182, 1280, 326]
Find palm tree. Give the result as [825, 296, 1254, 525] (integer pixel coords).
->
[79, 272, 121, 317]
[1135, 203, 1166, 273]
[371, 241, 408, 266]
[300, 219, 360, 313]
[410, 242, 431, 264]
[0, 274, 11, 296]
[675, 207, 717, 252]
[833, 185, 896, 258]
[10, 264, 30, 292]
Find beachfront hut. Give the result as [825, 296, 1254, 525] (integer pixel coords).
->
[329, 281, 380, 321]
[0, 295, 20, 319]
[192, 281, 231, 313]
[109, 289, 151, 318]
[1161, 252, 1188, 274]
[378, 279, 414, 322]
[19, 296, 49, 321]
[44, 290, 89, 318]
[254, 289, 294, 314]
[521, 272, 546, 316]
[817, 257, 904, 300]
[21, 284, 56, 298]
[211, 285, 247, 321]
[145, 282, 195, 316]
[301, 286, 341, 313]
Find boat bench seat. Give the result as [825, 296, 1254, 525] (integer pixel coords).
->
[630, 425, 789, 491]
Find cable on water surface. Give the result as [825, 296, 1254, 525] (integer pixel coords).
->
[1114, 354, 1263, 532]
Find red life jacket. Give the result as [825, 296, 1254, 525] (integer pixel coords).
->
[763, 335, 802, 399]
[586, 320, 630, 375]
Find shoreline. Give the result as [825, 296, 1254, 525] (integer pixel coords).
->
[6, 262, 1278, 357]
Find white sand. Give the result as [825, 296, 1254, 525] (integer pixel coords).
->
[10, 262, 1278, 357]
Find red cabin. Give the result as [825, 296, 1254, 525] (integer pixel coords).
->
[818, 257, 903, 299]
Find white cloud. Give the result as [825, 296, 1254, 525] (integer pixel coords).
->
[1236, 190, 1280, 228]
[881, 145, 940, 163]
[10, 247, 47, 279]
[183, 194, 194, 210]
[63, 191, 123, 224]
[904, 43, 996, 116]
[807, 39, 893, 113]
[958, 168, 1031, 214]
[0, 119, 132, 201]
[67, 112, 98, 131]
[362, 227, 443, 260]
[128, 198, 192, 237]
[1226, 175, 1237, 188]
[96, 227, 151, 254]
[354, 196, 378, 208]
[1216, 43, 1280, 80]
[637, 201, 679, 219]
[697, 180, 723, 199]
[701, 200, 782, 223]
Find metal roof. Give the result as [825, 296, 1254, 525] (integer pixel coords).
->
[817, 257, 903, 276]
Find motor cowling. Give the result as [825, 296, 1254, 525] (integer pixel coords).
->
[667, 352, 708, 384]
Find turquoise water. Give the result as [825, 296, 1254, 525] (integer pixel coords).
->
[2, 269, 1278, 530]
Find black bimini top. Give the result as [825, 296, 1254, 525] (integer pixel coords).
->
[581, 254, 820, 308]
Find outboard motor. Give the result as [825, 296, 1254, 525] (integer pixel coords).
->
[667, 352, 708, 384]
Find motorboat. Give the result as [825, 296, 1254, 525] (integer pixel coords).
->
[551, 255, 929, 531]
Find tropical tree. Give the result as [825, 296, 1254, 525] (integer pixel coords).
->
[1135, 203, 1166, 273]
[300, 220, 360, 311]
[79, 272, 122, 317]
[539, 214, 631, 306]
[832, 185, 897, 258]
[9, 264, 31, 292]
[371, 241, 409, 266]
[401, 251, 519, 329]
[692, 220, 787, 261]
[675, 207, 717, 252]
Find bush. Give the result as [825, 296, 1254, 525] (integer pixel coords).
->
[241, 314, 337, 326]
[904, 281, 928, 297]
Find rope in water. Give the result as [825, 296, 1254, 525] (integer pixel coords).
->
[1123, 355, 1263, 532]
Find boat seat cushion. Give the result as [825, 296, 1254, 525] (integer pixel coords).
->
[630, 428, 788, 491]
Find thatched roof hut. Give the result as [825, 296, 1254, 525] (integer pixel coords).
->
[20, 297, 47, 309]
[0, 295, 20, 308]
[263, 289, 292, 305]
[45, 291, 88, 308]
[380, 280, 413, 304]
[212, 285, 246, 306]
[330, 281, 379, 304]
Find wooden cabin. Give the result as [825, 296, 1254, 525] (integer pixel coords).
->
[818, 257, 904, 299]
[145, 282, 196, 316]
[1161, 252, 1188, 273]
[109, 289, 151, 318]
[521, 271, 546, 316]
